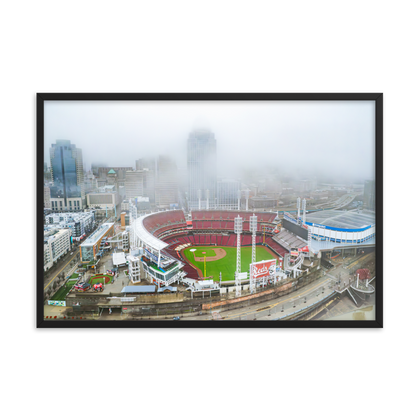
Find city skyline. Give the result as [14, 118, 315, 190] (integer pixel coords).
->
[44, 100, 375, 182]
[40, 94, 379, 328]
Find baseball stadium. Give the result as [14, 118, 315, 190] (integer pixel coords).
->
[112, 194, 376, 299]
[128, 209, 288, 292]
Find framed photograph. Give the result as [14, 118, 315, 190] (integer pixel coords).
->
[37, 93, 383, 328]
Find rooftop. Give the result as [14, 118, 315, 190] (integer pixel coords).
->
[305, 210, 375, 230]
[121, 286, 156, 294]
[81, 223, 114, 247]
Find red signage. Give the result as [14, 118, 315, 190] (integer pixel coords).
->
[250, 259, 276, 279]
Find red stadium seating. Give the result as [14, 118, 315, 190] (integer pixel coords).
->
[242, 235, 252, 246]
[227, 235, 236, 246]
[265, 238, 287, 256]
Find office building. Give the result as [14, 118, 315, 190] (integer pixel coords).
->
[125, 170, 144, 200]
[49, 140, 85, 211]
[86, 191, 121, 210]
[136, 159, 156, 203]
[187, 129, 217, 209]
[364, 180, 375, 210]
[79, 222, 115, 262]
[155, 155, 178, 208]
[96, 167, 133, 189]
[91, 162, 107, 177]
[44, 185, 51, 209]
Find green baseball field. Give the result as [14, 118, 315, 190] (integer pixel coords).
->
[182, 245, 278, 282]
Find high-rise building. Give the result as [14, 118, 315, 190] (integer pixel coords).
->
[364, 180, 375, 210]
[136, 158, 156, 203]
[91, 162, 108, 177]
[187, 129, 217, 210]
[44, 185, 51, 209]
[49, 140, 84, 211]
[155, 155, 178, 208]
[96, 166, 132, 189]
[125, 170, 144, 200]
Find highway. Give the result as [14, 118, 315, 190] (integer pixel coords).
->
[184, 272, 335, 321]
[184, 252, 374, 321]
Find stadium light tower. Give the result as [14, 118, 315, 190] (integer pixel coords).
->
[302, 198, 307, 223]
[129, 199, 138, 249]
[198, 189, 202, 210]
[245, 189, 250, 211]
[297, 197, 301, 220]
[249, 214, 258, 294]
[234, 215, 243, 297]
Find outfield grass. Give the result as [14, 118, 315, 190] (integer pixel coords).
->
[183, 245, 276, 281]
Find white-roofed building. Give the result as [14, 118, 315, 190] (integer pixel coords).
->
[112, 252, 127, 267]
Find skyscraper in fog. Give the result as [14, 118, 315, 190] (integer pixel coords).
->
[364, 179, 375, 210]
[187, 129, 217, 210]
[155, 155, 178, 208]
[49, 140, 84, 211]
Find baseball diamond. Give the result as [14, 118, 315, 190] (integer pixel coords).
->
[181, 245, 279, 281]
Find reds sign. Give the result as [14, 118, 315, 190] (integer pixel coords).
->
[250, 259, 277, 279]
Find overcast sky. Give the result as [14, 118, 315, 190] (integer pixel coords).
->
[44, 100, 375, 181]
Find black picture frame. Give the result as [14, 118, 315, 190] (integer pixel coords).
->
[37, 93, 383, 328]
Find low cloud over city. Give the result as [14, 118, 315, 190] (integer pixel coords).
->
[44, 100, 375, 182]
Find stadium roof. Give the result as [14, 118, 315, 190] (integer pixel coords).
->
[134, 215, 168, 251]
[310, 237, 375, 253]
[81, 223, 114, 247]
[305, 210, 375, 230]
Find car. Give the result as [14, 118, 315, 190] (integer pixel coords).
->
[173, 316, 180, 321]
[74, 282, 91, 292]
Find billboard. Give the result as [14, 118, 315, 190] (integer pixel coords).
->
[291, 247, 299, 257]
[250, 259, 276, 279]
[282, 219, 309, 240]
[48, 300, 66, 306]
[145, 248, 158, 263]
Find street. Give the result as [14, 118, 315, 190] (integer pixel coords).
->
[43, 251, 80, 290]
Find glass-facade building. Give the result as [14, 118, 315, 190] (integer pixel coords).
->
[187, 129, 217, 210]
[50, 140, 84, 211]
